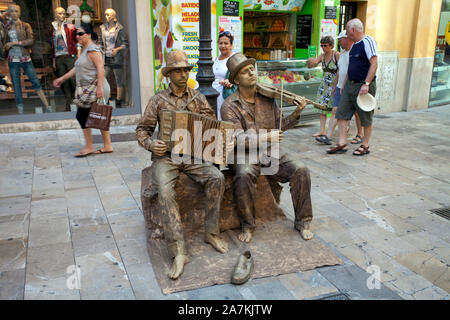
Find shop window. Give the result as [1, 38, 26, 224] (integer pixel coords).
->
[0, 0, 134, 116]
[430, 0, 450, 107]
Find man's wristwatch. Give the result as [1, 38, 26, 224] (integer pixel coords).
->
[364, 81, 371, 86]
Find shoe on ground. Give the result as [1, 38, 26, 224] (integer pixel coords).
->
[231, 251, 254, 285]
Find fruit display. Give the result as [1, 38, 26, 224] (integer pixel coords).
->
[258, 70, 320, 85]
[270, 19, 286, 32]
[255, 21, 269, 32]
[244, 22, 254, 32]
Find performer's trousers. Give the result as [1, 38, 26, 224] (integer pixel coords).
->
[151, 157, 225, 258]
[230, 154, 313, 232]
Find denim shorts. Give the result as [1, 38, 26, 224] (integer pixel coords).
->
[333, 87, 342, 108]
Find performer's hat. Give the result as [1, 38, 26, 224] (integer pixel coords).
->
[357, 93, 377, 112]
[162, 51, 194, 77]
[227, 53, 256, 85]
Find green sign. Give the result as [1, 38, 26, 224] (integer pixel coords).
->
[308, 45, 317, 58]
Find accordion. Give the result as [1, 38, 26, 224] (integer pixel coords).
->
[159, 110, 234, 165]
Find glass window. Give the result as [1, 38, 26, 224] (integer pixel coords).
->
[0, 0, 134, 117]
[430, 0, 450, 107]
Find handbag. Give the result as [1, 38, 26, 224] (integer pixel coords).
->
[86, 98, 113, 131]
[222, 70, 237, 100]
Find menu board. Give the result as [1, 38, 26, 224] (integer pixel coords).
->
[296, 15, 312, 49]
[223, 0, 239, 16]
[325, 6, 337, 19]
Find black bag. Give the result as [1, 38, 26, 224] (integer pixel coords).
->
[86, 99, 113, 131]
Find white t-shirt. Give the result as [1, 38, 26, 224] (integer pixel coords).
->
[212, 56, 230, 94]
[337, 49, 349, 89]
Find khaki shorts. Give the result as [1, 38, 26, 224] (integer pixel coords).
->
[336, 80, 377, 127]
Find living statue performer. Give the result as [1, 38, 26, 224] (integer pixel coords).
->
[221, 53, 314, 243]
[2, 4, 53, 114]
[99, 8, 128, 107]
[136, 51, 229, 280]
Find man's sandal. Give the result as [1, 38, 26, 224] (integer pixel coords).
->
[327, 144, 348, 154]
[353, 145, 370, 156]
[351, 135, 363, 144]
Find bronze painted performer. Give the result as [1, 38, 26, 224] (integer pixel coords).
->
[136, 51, 229, 280]
[221, 53, 314, 243]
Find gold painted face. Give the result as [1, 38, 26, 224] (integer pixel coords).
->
[235, 64, 257, 87]
[168, 68, 190, 88]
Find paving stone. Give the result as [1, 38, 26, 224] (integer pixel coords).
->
[0, 215, 29, 241]
[356, 208, 421, 236]
[236, 278, 296, 300]
[76, 250, 134, 299]
[0, 238, 27, 272]
[107, 210, 146, 240]
[30, 197, 67, 218]
[26, 242, 75, 283]
[0, 269, 25, 300]
[187, 284, 244, 300]
[28, 214, 71, 248]
[400, 231, 449, 252]
[0, 195, 31, 217]
[125, 263, 171, 300]
[350, 225, 418, 257]
[24, 276, 80, 300]
[63, 173, 96, 191]
[407, 215, 450, 242]
[0, 170, 33, 197]
[279, 271, 338, 300]
[311, 217, 364, 248]
[394, 251, 450, 292]
[411, 285, 449, 300]
[70, 219, 117, 257]
[66, 187, 106, 220]
[384, 274, 441, 300]
[317, 264, 403, 300]
[337, 244, 414, 282]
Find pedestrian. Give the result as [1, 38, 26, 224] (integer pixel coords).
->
[212, 30, 235, 119]
[307, 36, 340, 143]
[327, 18, 378, 156]
[329, 30, 363, 145]
[53, 23, 113, 158]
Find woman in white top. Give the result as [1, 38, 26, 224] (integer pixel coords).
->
[212, 31, 234, 120]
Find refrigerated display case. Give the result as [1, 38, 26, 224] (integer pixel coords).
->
[256, 59, 322, 104]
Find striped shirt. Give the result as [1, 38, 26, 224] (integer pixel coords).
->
[348, 35, 377, 82]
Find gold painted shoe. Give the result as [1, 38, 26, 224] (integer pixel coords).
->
[231, 251, 254, 285]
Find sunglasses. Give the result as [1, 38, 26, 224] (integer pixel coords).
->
[320, 44, 329, 48]
[76, 31, 86, 37]
[219, 31, 234, 39]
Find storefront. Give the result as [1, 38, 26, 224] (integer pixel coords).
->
[0, 0, 141, 127]
[151, 0, 340, 120]
[430, 0, 450, 107]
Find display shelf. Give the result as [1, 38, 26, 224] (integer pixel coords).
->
[430, 83, 450, 93]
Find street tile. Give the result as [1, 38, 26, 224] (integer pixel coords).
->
[236, 278, 296, 300]
[24, 276, 80, 300]
[187, 284, 244, 300]
[384, 274, 441, 300]
[317, 264, 403, 300]
[0, 269, 25, 300]
[407, 215, 450, 242]
[76, 250, 134, 300]
[30, 197, 67, 218]
[70, 219, 117, 258]
[394, 251, 450, 292]
[0, 215, 29, 241]
[28, 215, 71, 248]
[0, 195, 31, 217]
[26, 242, 75, 284]
[66, 187, 105, 220]
[279, 271, 338, 300]
[0, 238, 27, 272]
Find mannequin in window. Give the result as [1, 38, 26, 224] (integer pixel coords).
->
[2, 4, 53, 114]
[99, 8, 128, 107]
[51, 7, 77, 111]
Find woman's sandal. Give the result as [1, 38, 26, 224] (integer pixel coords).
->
[353, 145, 370, 156]
[327, 144, 348, 154]
[351, 135, 363, 144]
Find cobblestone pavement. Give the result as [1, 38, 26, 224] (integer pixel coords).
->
[0, 106, 449, 300]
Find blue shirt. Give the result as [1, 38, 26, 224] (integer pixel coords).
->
[348, 35, 377, 82]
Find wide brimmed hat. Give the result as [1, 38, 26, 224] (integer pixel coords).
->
[162, 51, 194, 77]
[227, 53, 256, 85]
[337, 30, 347, 39]
[357, 93, 377, 112]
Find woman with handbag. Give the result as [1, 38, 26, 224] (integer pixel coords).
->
[53, 23, 113, 158]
